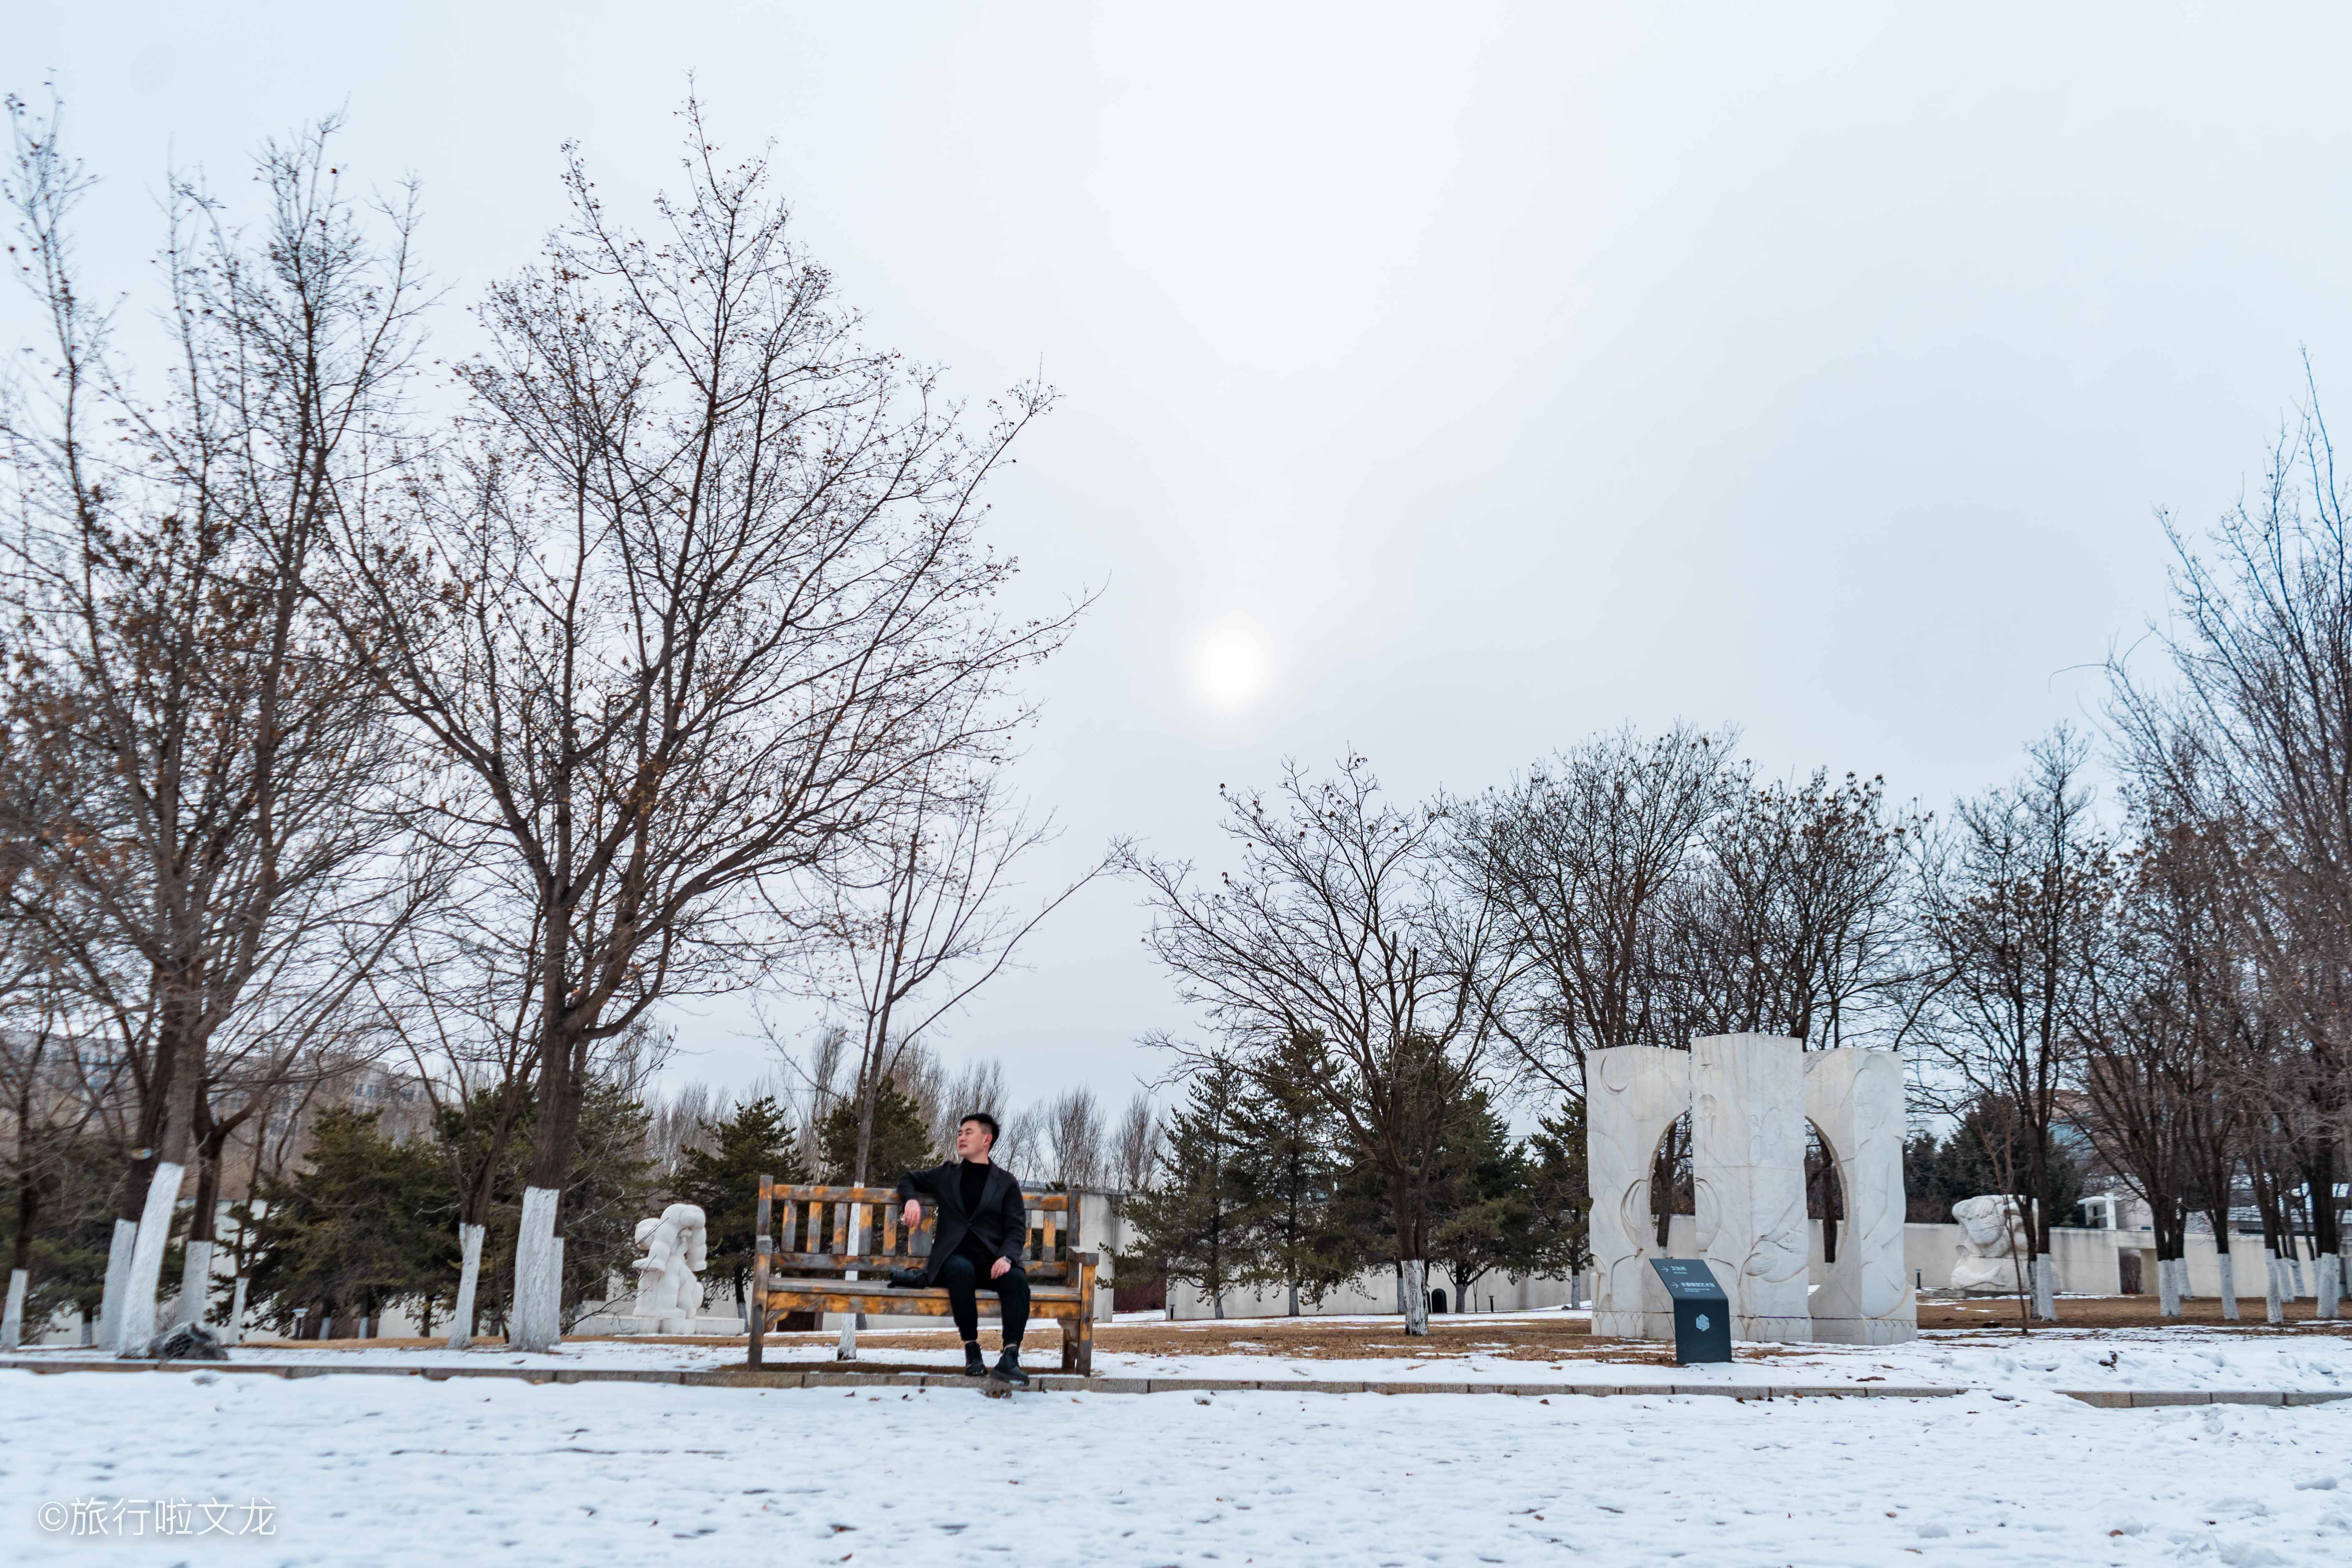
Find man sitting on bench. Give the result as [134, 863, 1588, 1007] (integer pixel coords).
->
[893, 1112, 1032, 1385]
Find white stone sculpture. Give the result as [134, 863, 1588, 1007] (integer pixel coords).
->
[1947, 1194, 2030, 1294]
[1586, 1035, 1915, 1346]
[1588, 1047, 1694, 1340]
[632, 1203, 710, 1330]
[1693, 1034, 1811, 1342]
[1803, 1047, 1916, 1344]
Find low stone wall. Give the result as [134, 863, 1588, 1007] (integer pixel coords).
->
[1902, 1223, 2121, 1296]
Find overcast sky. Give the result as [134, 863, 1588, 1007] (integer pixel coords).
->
[14, 3, 2352, 1120]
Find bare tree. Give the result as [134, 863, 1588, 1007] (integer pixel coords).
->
[1125, 755, 1501, 1335]
[785, 760, 1102, 1191]
[1453, 725, 1733, 1098]
[1036, 1086, 1107, 1190]
[1111, 1091, 1162, 1196]
[0, 967, 112, 1348]
[994, 1099, 1047, 1186]
[1660, 769, 1926, 1049]
[1915, 728, 2118, 1323]
[318, 105, 1077, 1349]
[2080, 813, 2248, 1318]
[1, 99, 421, 1353]
[2109, 375, 2352, 1314]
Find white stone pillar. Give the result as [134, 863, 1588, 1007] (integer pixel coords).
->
[1802, 1048, 1916, 1344]
[1586, 1046, 1693, 1340]
[1692, 1035, 1810, 1343]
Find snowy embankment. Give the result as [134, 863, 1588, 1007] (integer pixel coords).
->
[4, 1364, 2349, 1566]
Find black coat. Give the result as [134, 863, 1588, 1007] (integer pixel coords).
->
[893, 1160, 1029, 1285]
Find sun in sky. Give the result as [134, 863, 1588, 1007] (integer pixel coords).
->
[1193, 619, 1272, 713]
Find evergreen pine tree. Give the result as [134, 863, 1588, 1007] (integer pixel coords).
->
[818, 1077, 934, 1185]
[1120, 1063, 1248, 1317]
[248, 1107, 453, 1335]
[558, 1078, 663, 1327]
[1523, 1097, 1591, 1279]
[1227, 1034, 1355, 1314]
[674, 1095, 807, 1309]
[1425, 1085, 1540, 1312]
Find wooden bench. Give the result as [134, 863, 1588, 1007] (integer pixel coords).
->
[749, 1177, 1099, 1375]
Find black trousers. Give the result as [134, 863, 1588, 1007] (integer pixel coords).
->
[939, 1250, 1028, 1346]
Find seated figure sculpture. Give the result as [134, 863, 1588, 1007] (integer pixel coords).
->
[1947, 1194, 2030, 1294]
[631, 1202, 710, 1330]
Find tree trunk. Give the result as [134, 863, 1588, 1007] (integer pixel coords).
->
[2302, 1154, 2341, 1263]
[2264, 1250, 2284, 1324]
[2215, 1252, 2239, 1322]
[174, 1130, 227, 1328]
[226, 1275, 249, 1346]
[2287, 1246, 2308, 1299]
[1287, 1281, 1298, 1318]
[2157, 1256, 2181, 1318]
[95, 1218, 139, 1352]
[115, 1160, 185, 1358]
[8, 1172, 34, 1280]
[509, 1185, 565, 1351]
[513, 998, 587, 1352]
[2317, 1254, 2342, 1320]
[449, 1223, 486, 1349]
[6, 1168, 38, 1350]
[1402, 1259, 1430, 1335]
[2030, 1254, 2055, 1321]
[175, 1239, 213, 1329]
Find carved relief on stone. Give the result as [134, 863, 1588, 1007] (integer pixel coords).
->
[1803, 1048, 1916, 1343]
[1693, 1034, 1811, 1342]
[1588, 1035, 1914, 1346]
[1586, 1046, 1691, 1340]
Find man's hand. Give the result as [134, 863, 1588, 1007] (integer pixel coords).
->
[902, 1199, 921, 1231]
[991, 1257, 1012, 1280]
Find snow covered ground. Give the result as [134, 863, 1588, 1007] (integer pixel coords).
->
[14, 1309, 2344, 1395]
[4, 1358, 2349, 1565]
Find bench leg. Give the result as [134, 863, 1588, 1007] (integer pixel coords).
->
[1077, 1305, 1094, 1376]
[1060, 1318, 1078, 1373]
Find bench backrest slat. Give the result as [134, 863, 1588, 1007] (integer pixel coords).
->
[760, 1181, 1083, 1283]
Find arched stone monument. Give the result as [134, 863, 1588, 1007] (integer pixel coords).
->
[1588, 1034, 1914, 1345]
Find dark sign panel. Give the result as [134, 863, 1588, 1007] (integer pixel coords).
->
[1648, 1257, 1733, 1364]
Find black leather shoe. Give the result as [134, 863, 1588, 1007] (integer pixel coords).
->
[992, 1346, 1028, 1386]
[963, 1341, 988, 1376]
[887, 1268, 927, 1289]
